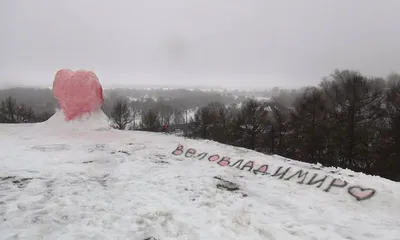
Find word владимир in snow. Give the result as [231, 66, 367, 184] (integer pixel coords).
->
[171, 145, 376, 201]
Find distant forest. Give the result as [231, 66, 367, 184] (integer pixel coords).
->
[0, 84, 302, 124]
[1, 69, 400, 182]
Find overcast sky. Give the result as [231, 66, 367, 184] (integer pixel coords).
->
[1, 0, 399, 89]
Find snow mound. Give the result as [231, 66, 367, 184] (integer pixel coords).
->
[42, 109, 111, 131]
[0, 123, 399, 240]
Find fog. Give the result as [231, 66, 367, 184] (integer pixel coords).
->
[1, 0, 400, 89]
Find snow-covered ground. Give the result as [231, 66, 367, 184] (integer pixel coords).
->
[0, 111, 399, 240]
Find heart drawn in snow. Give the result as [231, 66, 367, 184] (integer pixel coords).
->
[348, 186, 376, 201]
[53, 69, 104, 121]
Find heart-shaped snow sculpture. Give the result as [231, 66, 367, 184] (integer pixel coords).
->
[348, 186, 376, 201]
[53, 69, 104, 121]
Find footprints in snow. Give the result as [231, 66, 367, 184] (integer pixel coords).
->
[111, 150, 130, 155]
[31, 144, 71, 152]
[214, 176, 240, 191]
[87, 144, 107, 153]
[29, 143, 171, 166]
[30, 143, 145, 155]
[154, 154, 169, 164]
[30, 143, 149, 165]
[214, 176, 248, 198]
[0, 176, 33, 189]
[0, 176, 55, 224]
[184, 176, 247, 201]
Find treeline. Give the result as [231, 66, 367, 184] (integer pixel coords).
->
[109, 99, 187, 132]
[186, 70, 400, 182]
[106, 88, 303, 132]
[104, 88, 244, 111]
[0, 96, 54, 123]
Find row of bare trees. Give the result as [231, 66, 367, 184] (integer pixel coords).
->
[188, 70, 400, 182]
[0, 96, 53, 123]
[109, 99, 186, 131]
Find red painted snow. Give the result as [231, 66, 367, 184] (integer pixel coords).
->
[53, 69, 104, 121]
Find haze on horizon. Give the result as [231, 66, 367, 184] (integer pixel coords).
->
[1, 0, 399, 89]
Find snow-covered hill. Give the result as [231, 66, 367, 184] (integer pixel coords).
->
[0, 111, 399, 240]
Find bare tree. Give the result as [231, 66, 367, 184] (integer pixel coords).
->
[172, 109, 185, 125]
[141, 108, 161, 132]
[15, 104, 36, 123]
[0, 96, 17, 123]
[240, 100, 269, 150]
[110, 99, 131, 130]
[157, 101, 174, 126]
[129, 100, 142, 130]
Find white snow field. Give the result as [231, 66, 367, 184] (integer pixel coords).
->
[0, 110, 399, 240]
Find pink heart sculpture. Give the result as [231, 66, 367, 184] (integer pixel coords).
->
[53, 69, 104, 121]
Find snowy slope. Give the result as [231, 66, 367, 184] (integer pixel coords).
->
[0, 111, 399, 240]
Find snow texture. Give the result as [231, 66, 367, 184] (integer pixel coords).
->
[0, 118, 399, 239]
[53, 69, 104, 121]
[43, 109, 112, 132]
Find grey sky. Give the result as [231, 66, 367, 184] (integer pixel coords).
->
[1, 0, 399, 89]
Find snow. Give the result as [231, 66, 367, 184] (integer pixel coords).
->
[0, 113, 399, 240]
[42, 109, 111, 132]
[185, 109, 196, 121]
[256, 97, 271, 102]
